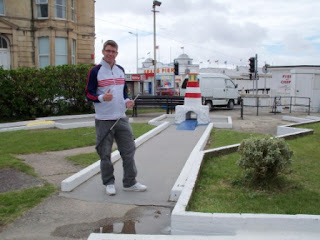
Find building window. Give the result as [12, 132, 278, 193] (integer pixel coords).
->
[71, 39, 76, 64]
[0, 36, 8, 48]
[55, 0, 66, 19]
[0, 0, 5, 15]
[36, 0, 48, 18]
[71, 0, 75, 21]
[38, 37, 50, 68]
[0, 35, 10, 69]
[55, 37, 67, 65]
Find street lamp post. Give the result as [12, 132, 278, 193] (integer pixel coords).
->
[152, 1, 161, 95]
[128, 31, 138, 73]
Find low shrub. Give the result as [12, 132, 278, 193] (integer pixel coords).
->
[237, 136, 293, 187]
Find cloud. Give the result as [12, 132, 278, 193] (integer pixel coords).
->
[94, 0, 320, 71]
[283, 33, 317, 55]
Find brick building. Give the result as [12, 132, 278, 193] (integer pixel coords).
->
[0, 0, 95, 69]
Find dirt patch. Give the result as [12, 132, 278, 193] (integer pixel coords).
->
[212, 108, 291, 135]
[16, 146, 95, 188]
[0, 168, 44, 193]
[232, 115, 289, 135]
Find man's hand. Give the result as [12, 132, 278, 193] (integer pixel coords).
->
[103, 89, 113, 101]
[126, 100, 135, 109]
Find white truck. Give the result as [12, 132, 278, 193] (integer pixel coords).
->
[180, 73, 239, 109]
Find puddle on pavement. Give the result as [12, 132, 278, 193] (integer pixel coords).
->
[94, 206, 171, 235]
[52, 206, 171, 238]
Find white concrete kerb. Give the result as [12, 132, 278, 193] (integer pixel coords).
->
[0, 114, 96, 132]
[171, 116, 320, 236]
[169, 123, 213, 201]
[88, 233, 247, 240]
[276, 115, 318, 137]
[0, 122, 56, 132]
[37, 113, 95, 121]
[211, 116, 232, 129]
[148, 114, 173, 126]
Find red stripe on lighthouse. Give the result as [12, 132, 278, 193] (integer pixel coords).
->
[187, 82, 200, 87]
[185, 93, 202, 98]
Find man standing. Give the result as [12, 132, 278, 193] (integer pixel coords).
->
[85, 40, 147, 196]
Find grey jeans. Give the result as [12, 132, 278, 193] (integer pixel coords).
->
[95, 118, 137, 187]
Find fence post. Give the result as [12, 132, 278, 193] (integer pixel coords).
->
[290, 96, 292, 113]
[240, 98, 243, 120]
[308, 98, 311, 115]
[256, 97, 259, 116]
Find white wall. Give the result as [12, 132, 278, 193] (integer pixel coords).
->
[233, 67, 320, 112]
[291, 69, 320, 112]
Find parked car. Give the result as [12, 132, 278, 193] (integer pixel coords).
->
[157, 87, 179, 96]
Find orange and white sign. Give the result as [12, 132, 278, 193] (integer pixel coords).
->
[144, 68, 174, 74]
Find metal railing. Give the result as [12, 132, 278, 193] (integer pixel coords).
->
[240, 96, 311, 119]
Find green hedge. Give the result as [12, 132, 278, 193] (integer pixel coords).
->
[0, 64, 94, 121]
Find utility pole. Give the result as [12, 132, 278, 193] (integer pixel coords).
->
[255, 54, 258, 95]
[128, 31, 138, 73]
[152, 1, 161, 95]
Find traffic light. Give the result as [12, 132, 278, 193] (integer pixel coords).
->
[174, 61, 179, 75]
[249, 57, 255, 73]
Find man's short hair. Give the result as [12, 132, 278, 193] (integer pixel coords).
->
[103, 40, 118, 51]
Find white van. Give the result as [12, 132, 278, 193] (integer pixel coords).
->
[180, 73, 239, 109]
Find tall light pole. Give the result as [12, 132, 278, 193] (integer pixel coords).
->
[128, 31, 138, 73]
[152, 1, 161, 95]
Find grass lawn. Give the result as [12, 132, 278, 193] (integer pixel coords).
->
[188, 122, 320, 215]
[0, 122, 154, 228]
[126, 107, 166, 116]
[206, 128, 264, 149]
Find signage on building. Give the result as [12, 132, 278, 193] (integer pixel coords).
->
[144, 68, 174, 74]
[126, 74, 147, 81]
[132, 75, 141, 81]
[281, 74, 291, 84]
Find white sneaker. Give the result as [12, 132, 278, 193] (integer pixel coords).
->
[123, 182, 147, 192]
[106, 184, 116, 196]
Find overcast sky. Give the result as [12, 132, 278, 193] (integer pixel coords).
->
[94, 0, 320, 73]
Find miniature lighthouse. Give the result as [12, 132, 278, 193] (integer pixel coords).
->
[175, 73, 210, 125]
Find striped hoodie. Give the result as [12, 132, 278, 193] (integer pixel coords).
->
[85, 59, 129, 120]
